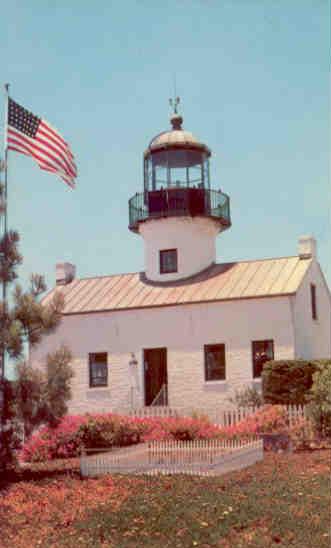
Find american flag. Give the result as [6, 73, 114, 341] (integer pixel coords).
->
[7, 98, 77, 188]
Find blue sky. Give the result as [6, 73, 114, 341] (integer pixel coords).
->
[1, 0, 330, 297]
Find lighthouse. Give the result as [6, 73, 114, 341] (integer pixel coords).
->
[31, 102, 331, 415]
[128, 102, 231, 282]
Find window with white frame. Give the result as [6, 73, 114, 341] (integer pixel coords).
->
[204, 344, 226, 381]
[252, 340, 274, 379]
[89, 353, 108, 387]
[159, 249, 178, 274]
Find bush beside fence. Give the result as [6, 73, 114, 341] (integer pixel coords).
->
[20, 404, 307, 463]
[125, 404, 306, 427]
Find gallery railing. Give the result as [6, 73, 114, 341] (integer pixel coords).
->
[129, 187, 231, 232]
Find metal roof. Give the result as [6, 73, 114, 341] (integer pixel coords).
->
[149, 129, 201, 149]
[42, 256, 312, 315]
[145, 114, 211, 156]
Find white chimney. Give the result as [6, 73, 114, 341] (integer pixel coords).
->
[56, 262, 76, 285]
[298, 235, 317, 260]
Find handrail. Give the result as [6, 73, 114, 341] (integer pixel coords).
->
[150, 384, 168, 406]
[129, 187, 231, 232]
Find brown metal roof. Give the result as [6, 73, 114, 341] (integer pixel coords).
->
[43, 256, 312, 315]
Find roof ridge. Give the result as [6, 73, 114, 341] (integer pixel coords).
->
[70, 271, 140, 282]
[218, 255, 299, 265]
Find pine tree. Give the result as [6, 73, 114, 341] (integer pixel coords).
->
[0, 174, 66, 469]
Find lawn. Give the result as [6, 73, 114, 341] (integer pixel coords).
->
[0, 450, 330, 548]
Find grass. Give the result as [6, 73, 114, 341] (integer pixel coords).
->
[0, 450, 330, 548]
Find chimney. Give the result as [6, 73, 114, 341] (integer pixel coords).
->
[298, 235, 317, 260]
[56, 262, 76, 285]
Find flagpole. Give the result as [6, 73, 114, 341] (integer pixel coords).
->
[0, 84, 9, 453]
[1, 83, 9, 384]
[3, 83, 9, 299]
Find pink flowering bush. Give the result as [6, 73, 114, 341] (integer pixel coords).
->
[141, 416, 221, 442]
[221, 405, 289, 441]
[140, 418, 172, 442]
[166, 417, 221, 441]
[21, 414, 149, 462]
[253, 404, 289, 433]
[21, 415, 88, 462]
[21, 414, 222, 462]
[20, 434, 53, 463]
[21, 405, 296, 463]
[78, 414, 147, 448]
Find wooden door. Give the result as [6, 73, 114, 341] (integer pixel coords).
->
[144, 348, 167, 406]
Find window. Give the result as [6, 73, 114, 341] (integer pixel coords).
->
[252, 340, 274, 379]
[204, 344, 226, 381]
[310, 283, 317, 320]
[160, 249, 178, 274]
[89, 353, 108, 387]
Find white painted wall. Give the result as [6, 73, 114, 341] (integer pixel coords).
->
[139, 216, 220, 281]
[292, 260, 331, 359]
[30, 296, 295, 414]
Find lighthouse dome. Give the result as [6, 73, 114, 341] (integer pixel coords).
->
[149, 129, 199, 148]
[145, 113, 211, 157]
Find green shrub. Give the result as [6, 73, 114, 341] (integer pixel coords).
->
[262, 360, 320, 404]
[307, 362, 331, 438]
[227, 386, 263, 408]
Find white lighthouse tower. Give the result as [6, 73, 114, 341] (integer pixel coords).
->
[129, 103, 231, 282]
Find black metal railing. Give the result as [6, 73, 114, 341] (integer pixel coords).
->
[129, 188, 231, 231]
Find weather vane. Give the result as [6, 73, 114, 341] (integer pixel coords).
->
[170, 74, 181, 113]
[169, 95, 180, 114]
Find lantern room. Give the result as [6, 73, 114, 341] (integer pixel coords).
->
[129, 110, 231, 234]
[143, 113, 211, 192]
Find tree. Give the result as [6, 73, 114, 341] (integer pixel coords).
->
[14, 346, 74, 439]
[0, 234, 64, 363]
[0, 179, 66, 470]
[0, 378, 21, 469]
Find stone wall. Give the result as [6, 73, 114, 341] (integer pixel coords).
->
[30, 295, 295, 414]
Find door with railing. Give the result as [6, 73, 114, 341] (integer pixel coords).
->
[144, 348, 168, 406]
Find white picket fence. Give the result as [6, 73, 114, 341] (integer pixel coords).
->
[120, 404, 306, 428]
[80, 437, 263, 478]
[79, 405, 305, 477]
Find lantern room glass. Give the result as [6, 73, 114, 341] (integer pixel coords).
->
[144, 149, 210, 192]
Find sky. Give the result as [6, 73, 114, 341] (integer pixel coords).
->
[1, 1, 330, 297]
